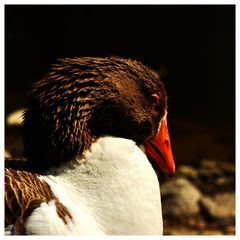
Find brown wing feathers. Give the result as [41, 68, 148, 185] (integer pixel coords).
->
[5, 168, 72, 234]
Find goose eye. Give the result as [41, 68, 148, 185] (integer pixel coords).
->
[150, 94, 160, 106]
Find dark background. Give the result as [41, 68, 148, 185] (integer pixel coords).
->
[5, 5, 235, 164]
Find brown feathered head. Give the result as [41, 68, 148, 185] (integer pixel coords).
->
[23, 56, 174, 173]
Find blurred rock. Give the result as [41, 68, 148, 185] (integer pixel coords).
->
[6, 109, 24, 126]
[218, 162, 235, 174]
[223, 225, 235, 235]
[215, 176, 234, 186]
[197, 218, 207, 230]
[200, 193, 235, 224]
[5, 129, 24, 157]
[186, 216, 198, 227]
[164, 227, 199, 235]
[5, 150, 11, 158]
[199, 159, 235, 175]
[161, 177, 201, 217]
[177, 165, 199, 179]
[200, 159, 218, 169]
[200, 230, 223, 235]
[199, 159, 224, 177]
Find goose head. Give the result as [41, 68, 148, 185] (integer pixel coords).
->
[23, 56, 175, 175]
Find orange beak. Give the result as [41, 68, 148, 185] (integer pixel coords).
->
[144, 116, 175, 176]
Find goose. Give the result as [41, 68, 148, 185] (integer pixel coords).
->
[5, 56, 175, 235]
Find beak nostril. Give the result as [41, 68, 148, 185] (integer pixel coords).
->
[165, 139, 170, 148]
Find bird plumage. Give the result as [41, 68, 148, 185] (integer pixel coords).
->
[5, 56, 173, 235]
